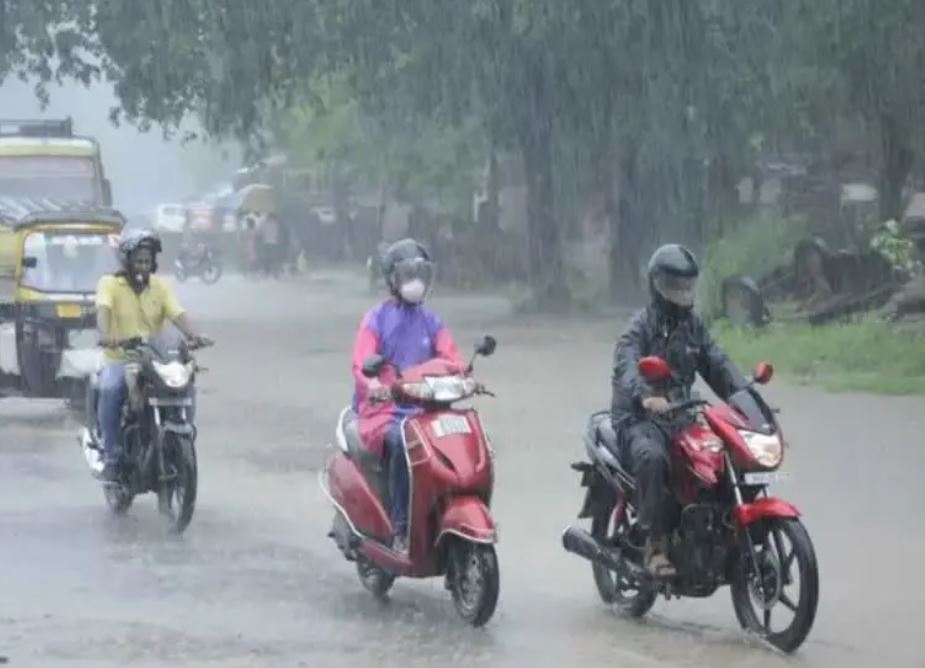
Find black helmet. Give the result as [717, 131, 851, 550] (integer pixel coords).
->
[118, 228, 162, 271]
[647, 244, 699, 316]
[382, 238, 434, 303]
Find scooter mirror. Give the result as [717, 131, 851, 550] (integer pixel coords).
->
[475, 335, 497, 357]
[362, 354, 386, 378]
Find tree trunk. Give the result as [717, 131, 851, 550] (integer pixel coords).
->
[611, 146, 646, 303]
[517, 56, 569, 309]
[880, 114, 914, 221]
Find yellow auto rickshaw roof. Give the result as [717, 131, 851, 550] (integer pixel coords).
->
[0, 197, 125, 231]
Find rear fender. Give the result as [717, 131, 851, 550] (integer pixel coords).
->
[435, 495, 497, 545]
[576, 466, 616, 519]
[734, 496, 800, 527]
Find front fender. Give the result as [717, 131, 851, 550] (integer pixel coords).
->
[734, 497, 800, 527]
[435, 495, 497, 545]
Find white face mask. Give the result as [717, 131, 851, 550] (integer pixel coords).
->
[399, 278, 427, 304]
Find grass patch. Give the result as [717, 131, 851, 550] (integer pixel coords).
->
[700, 213, 809, 314]
[713, 318, 925, 394]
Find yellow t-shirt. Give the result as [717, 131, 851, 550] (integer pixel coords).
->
[95, 274, 185, 361]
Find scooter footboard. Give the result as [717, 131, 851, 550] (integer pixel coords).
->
[435, 495, 497, 545]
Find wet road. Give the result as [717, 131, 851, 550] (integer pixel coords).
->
[2, 272, 924, 667]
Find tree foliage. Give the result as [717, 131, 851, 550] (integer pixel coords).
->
[4, 0, 925, 304]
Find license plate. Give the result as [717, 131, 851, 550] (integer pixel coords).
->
[432, 414, 471, 438]
[56, 303, 82, 318]
[742, 471, 780, 486]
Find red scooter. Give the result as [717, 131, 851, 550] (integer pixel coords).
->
[563, 356, 819, 653]
[320, 336, 500, 626]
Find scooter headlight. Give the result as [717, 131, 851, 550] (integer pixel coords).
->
[152, 360, 193, 389]
[739, 430, 783, 468]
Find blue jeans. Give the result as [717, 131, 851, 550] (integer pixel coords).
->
[98, 362, 127, 466]
[97, 361, 196, 466]
[384, 422, 409, 537]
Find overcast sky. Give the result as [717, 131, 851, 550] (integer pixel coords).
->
[0, 77, 241, 213]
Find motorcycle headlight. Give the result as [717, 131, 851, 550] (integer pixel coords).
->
[152, 360, 193, 389]
[739, 430, 783, 468]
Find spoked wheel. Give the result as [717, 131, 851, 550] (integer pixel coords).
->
[448, 540, 499, 627]
[103, 482, 134, 514]
[356, 559, 395, 599]
[157, 436, 198, 534]
[590, 499, 657, 617]
[201, 262, 223, 284]
[731, 518, 819, 653]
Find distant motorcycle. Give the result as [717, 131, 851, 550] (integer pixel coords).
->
[79, 335, 211, 534]
[174, 244, 222, 284]
[562, 357, 818, 653]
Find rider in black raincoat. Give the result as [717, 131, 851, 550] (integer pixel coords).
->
[611, 244, 747, 577]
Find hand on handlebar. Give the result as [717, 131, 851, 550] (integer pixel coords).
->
[642, 396, 671, 414]
[366, 378, 391, 403]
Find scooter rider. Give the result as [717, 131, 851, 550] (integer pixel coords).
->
[351, 238, 463, 553]
[611, 244, 746, 577]
[94, 229, 211, 482]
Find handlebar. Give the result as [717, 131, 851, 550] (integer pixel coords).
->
[101, 337, 214, 352]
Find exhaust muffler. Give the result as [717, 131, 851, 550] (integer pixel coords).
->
[561, 526, 623, 571]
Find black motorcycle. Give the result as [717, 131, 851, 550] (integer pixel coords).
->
[80, 335, 211, 533]
[174, 244, 222, 284]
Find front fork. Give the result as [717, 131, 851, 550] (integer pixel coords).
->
[726, 453, 774, 596]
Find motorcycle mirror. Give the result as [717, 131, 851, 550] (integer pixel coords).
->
[22, 256, 38, 269]
[475, 335, 497, 357]
[638, 356, 672, 382]
[362, 354, 386, 378]
[752, 361, 774, 385]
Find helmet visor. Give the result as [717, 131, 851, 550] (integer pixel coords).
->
[392, 257, 434, 287]
[654, 273, 697, 308]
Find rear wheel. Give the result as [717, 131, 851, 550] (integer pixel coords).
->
[158, 435, 198, 534]
[590, 498, 657, 617]
[103, 483, 133, 514]
[449, 540, 499, 627]
[201, 261, 223, 284]
[356, 559, 395, 599]
[731, 518, 819, 653]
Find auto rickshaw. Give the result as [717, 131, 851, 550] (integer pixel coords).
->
[0, 202, 124, 406]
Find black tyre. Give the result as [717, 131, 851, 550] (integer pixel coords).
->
[449, 541, 499, 627]
[103, 483, 134, 514]
[201, 261, 223, 284]
[356, 559, 395, 599]
[158, 435, 198, 534]
[731, 518, 819, 653]
[590, 500, 656, 617]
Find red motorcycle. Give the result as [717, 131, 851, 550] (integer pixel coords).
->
[562, 357, 819, 653]
[320, 336, 500, 626]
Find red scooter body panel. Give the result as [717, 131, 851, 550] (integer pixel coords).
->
[734, 496, 800, 526]
[329, 453, 392, 543]
[415, 409, 492, 492]
[437, 495, 497, 544]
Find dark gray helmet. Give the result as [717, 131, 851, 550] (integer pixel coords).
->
[647, 244, 699, 315]
[118, 228, 162, 271]
[382, 238, 434, 297]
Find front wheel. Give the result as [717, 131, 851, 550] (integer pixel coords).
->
[449, 541, 499, 627]
[731, 518, 819, 653]
[173, 263, 188, 283]
[158, 435, 198, 534]
[590, 498, 657, 617]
